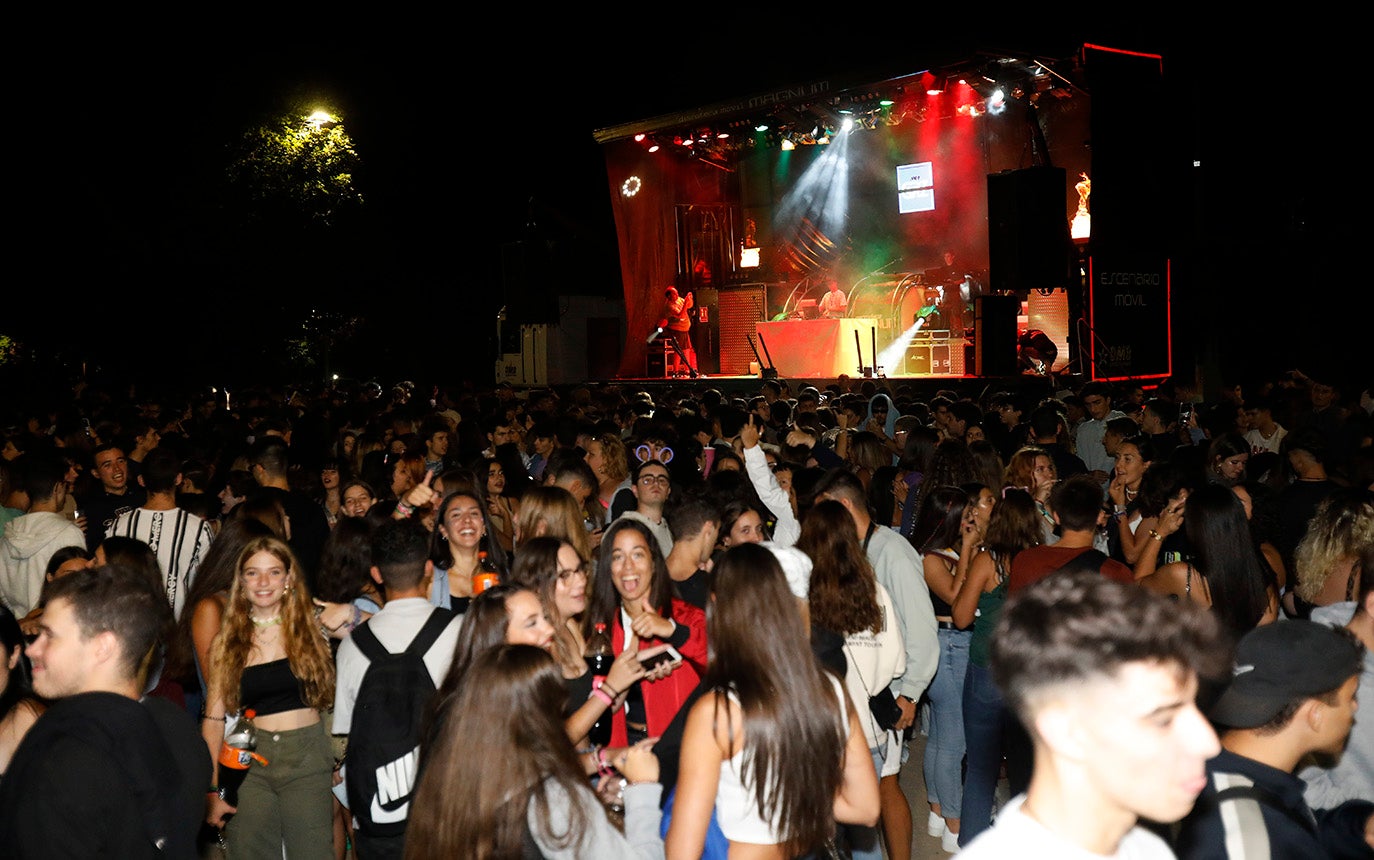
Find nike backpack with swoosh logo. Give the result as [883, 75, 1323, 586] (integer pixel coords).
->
[344, 608, 453, 838]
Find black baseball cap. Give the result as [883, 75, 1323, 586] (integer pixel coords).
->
[1208, 621, 1363, 729]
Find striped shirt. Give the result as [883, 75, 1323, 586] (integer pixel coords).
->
[106, 507, 213, 620]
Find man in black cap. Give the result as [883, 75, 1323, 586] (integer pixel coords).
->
[1174, 620, 1364, 859]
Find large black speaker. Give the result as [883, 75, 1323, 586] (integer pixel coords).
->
[975, 295, 1020, 377]
[499, 240, 560, 325]
[987, 167, 1071, 294]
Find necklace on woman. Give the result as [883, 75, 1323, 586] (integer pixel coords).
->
[1124, 485, 1138, 500]
[252, 614, 282, 628]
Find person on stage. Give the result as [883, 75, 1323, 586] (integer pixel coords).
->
[659, 286, 698, 375]
[819, 278, 848, 319]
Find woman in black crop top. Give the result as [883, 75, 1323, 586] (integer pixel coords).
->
[202, 536, 336, 859]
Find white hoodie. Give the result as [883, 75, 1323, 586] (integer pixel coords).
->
[0, 512, 85, 615]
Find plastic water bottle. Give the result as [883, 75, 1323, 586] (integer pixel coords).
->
[585, 622, 615, 746]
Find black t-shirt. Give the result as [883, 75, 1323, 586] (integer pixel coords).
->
[672, 568, 711, 609]
[250, 486, 330, 591]
[0, 691, 208, 859]
[77, 487, 147, 553]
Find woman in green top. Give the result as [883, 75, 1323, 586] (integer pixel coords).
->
[949, 488, 1042, 848]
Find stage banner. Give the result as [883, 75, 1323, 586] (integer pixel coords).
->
[1087, 253, 1170, 379]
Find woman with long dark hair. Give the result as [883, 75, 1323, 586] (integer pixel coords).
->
[1105, 436, 1156, 564]
[1138, 483, 1274, 635]
[949, 488, 1042, 847]
[1204, 431, 1250, 488]
[908, 483, 990, 850]
[665, 543, 880, 858]
[584, 518, 707, 748]
[509, 536, 656, 747]
[409, 644, 665, 859]
[202, 536, 336, 858]
[427, 490, 508, 613]
[797, 501, 903, 860]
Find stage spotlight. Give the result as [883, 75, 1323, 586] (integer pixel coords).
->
[841, 117, 854, 132]
[987, 88, 1007, 115]
[648, 143, 660, 152]
[634, 133, 646, 142]
[755, 122, 769, 132]
[781, 137, 795, 151]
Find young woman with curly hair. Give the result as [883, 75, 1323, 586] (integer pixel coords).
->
[585, 432, 632, 515]
[202, 536, 336, 859]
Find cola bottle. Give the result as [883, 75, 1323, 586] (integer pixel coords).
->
[217, 709, 268, 808]
[471, 550, 501, 595]
[585, 622, 615, 746]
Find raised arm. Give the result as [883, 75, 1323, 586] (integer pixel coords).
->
[741, 417, 800, 547]
[951, 549, 995, 630]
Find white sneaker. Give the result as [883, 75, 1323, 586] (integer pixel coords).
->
[942, 827, 961, 854]
[927, 811, 944, 837]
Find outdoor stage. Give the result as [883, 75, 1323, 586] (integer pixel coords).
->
[497, 45, 1171, 390]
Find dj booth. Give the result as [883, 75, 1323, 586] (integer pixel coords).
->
[754, 318, 969, 377]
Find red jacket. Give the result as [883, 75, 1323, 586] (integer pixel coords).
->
[608, 598, 707, 746]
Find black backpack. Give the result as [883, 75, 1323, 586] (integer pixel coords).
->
[344, 608, 453, 838]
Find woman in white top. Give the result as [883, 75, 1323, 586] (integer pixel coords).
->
[797, 500, 905, 860]
[666, 543, 880, 859]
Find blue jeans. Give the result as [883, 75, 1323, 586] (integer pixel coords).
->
[922, 627, 971, 820]
[958, 661, 1032, 847]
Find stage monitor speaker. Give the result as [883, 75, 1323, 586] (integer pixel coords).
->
[987, 167, 1070, 294]
[975, 295, 1020, 377]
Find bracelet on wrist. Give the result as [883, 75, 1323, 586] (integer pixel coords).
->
[395, 500, 414, 518]
[600, 681, 621, 700]
[591, 686, 615, 707]
[1148, 529, 1163, 542]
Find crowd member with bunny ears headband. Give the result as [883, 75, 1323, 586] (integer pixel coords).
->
[615, 459, 674, 557]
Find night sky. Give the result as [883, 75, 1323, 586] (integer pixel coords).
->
[6, 24, 1366, 398]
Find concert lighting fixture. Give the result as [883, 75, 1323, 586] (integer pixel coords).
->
[841, 117, 854, 133]
[634, 133, 646, 142]
[755, 122, 769, 131]
[987, 88, 1006, 115]
[781, 137, 795, 151]
[647, 143, 660, 152]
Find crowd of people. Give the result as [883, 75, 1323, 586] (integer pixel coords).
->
[0, 366, 1370, 858]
